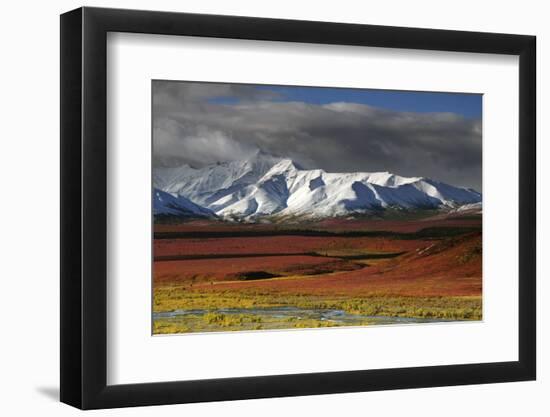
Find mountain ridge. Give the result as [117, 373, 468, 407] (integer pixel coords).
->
[153, 151, 481, 221]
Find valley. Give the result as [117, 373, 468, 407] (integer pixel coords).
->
[153, 213, 482, 334]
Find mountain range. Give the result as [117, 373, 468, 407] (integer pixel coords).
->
[153, 150, 482, 221]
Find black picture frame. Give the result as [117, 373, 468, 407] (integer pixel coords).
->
[60, 6, 536, 410]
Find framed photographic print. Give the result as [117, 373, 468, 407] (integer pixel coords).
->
[60, 7, 536, 409]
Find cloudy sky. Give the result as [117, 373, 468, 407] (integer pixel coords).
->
[153, 81, 482, 191]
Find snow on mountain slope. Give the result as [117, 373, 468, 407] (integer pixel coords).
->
[451, 202, 483, 214]
[153, 151, 482, 221]
[153, 188, 215, 218]
[152, 164, 198, 190]
[153, 150, 282, 206]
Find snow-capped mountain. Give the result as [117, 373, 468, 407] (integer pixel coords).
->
[153, 150, 482, 221]
[154, 151, 282, 206]
[153, 189, 215, 218]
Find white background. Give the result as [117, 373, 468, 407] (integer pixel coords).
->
[0, 0, 546, 416]
[108, 34, 519, 384]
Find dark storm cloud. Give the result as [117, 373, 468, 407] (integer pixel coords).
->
[153, 81, 482, 191]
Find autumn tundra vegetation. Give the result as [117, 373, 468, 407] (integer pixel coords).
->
[152, 212, 482, 334]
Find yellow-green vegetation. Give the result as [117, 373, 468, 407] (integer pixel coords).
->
[153, 320, 191, 334]
[153, 286, 482, 334]
[153, 312, 358, 334]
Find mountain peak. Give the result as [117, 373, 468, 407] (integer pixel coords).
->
[153, 151, 482, 221]
[268, 158, 299, 172]
[239, 149, 283, 168]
